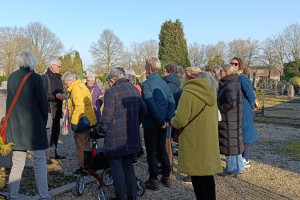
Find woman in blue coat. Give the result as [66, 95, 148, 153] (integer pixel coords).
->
[231, 57, 258, 168]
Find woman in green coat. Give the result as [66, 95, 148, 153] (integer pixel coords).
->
[171, 67, 222, 200]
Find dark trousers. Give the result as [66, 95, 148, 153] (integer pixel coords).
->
[46, 117, 61, 158]
[108, 155, 137, 200]
[144, 127, 170, 180]
[191, 176, 216, 200]
[242, 143, 252, 161]
[75, 128, 91, 167]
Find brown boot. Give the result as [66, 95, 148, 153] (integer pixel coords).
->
[145, 179, 159, 190]
[161, 176, 171, 187]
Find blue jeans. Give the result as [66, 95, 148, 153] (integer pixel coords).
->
[144, 127, 170, 180]
[108, 154, 137, 200]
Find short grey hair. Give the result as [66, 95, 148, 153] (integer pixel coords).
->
[125, 69, 137, 84]
[87, 74, 96, 81]
[16, 51, 38, 71]
[48, 58, 62, 68]
[145, 57, 161, 73]
[62, 71, 78, 81]
[106, 67, 126, 82]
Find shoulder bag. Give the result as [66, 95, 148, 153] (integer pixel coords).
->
[173, 104, 207, 143]
[0, 72, 32, 156]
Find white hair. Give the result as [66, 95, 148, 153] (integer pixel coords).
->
[16, 51, 38, 71]
[87, 74, 96, 81]
[48, 58, 62, 68]
[125, 69, 137, 84]
[106, 67, 126, 82]
[62, 71, 78, 81]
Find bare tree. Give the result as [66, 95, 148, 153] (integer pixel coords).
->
[188, 42, 206, 66]
[0, 26, 26, 75]
[90, 29, 124, 71]
[24, 22, 64, 74]
[130, 39, 158, 73]
[282, 23, 300, 61]
[228, 38, 260, 67]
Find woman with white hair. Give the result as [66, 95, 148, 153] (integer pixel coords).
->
[62, 71, 97, 174]
[171, 67, 222, 200]
[85, 74, 103, 124]
[6, 51, 50, 199]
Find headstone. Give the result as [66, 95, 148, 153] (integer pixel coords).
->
[274, 80, 279, 96]
[252, 72, 257, 89]
[288, 85, 295, 99]
[0, 81, 7, 89]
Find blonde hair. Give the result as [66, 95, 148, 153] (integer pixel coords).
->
[145, 57, 161, 73]
[185, 66, 203, 79]
[222, 64, 237, 75]
[211, 66, 222, 81]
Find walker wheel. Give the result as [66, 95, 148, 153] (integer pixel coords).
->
[97, 186, 110, 200]
[76, 174, 85, 195]
[136, 178, 146, 196]
[101, 168, 113, 186]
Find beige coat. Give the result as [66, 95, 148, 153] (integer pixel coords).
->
[171, 78, 222, 176]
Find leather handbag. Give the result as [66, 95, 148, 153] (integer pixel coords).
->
[173, 104, 207, 143]
[0, 72, 32, 156]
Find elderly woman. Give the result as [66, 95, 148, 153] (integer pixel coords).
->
[6, 51, 50, 199]
[95, 67, 146, 200]
[62, 71, 97, 173]
[171, 67, 222, 200]
[211, 65, 222, 82]
[85, 74, 104, 124]
[125, 69, 142, 95]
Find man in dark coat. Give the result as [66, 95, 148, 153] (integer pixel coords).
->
[42, 58, 66, 162]
[94, 67, 146, 200]
[142, 58, 175, 190]
[6, 51, 50, 199]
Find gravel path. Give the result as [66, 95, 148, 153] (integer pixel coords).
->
[51, 122, 300, 200]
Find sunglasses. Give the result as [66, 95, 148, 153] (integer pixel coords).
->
[230, 62, 239, 66]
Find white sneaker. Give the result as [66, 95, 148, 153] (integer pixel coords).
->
[243, 158, 250, 168]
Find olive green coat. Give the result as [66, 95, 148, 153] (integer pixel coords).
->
[171, 78, 223, 176]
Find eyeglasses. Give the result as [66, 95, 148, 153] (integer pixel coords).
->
[230, 62, 239, 66]
[53, 64, 62, 68]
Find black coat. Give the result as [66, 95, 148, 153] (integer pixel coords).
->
[217, 74, 243, 155]
[42, 69, 64, 119]
[6, 68, 49, 150]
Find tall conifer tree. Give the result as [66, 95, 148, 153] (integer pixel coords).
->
[158, 19, 190, 68]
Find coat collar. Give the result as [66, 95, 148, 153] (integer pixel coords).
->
[67, 79, 82, 92]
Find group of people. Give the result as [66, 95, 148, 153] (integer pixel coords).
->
[4, 51, 257, 200]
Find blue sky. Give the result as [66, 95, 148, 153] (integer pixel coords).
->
[1, 1, 299, 67]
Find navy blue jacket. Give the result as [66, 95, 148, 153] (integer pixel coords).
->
[142, 73, 175, 128]
[98, 78, 146, 157]
[162, 73, 182, 108]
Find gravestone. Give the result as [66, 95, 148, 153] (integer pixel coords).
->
[288, 85, 295, 99]
[274, 80, 278, 96]
[0, 89, 12, 167]
[0, 81, 7, 89]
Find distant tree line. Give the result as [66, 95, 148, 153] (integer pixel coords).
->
[1, 20, 300, 83]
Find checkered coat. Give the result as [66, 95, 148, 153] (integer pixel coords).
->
[98, 78, 147, 157]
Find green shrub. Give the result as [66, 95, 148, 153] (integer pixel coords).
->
[291, 76, 300, 85]
[0, 76, 8, 83]
[96, 76, 106, 83]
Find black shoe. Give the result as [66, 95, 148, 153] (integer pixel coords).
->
[52, 154, 66, 159]
[73, 169, 81, 175]
[46, 159, 53, 165]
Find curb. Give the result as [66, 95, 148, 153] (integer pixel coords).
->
[0, 177, 95, 200]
